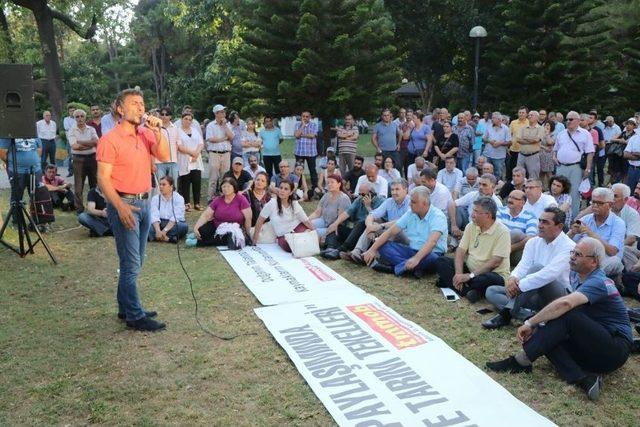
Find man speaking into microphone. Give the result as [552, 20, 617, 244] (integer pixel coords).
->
[97, 89, 170, 331]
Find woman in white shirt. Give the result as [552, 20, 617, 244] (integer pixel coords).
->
[241, 118, 263, 165]
[177, 112, 204, 211]
[379, 156, 401, 183]
[149, 176, 188, 243]
[252, 180, 315, 252]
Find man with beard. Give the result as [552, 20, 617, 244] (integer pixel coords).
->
[344, 155, 365, 199]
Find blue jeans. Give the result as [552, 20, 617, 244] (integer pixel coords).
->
[627, 166, 640, 197]
[457, 154, 472, 174]
[487, 157, 505, 180]
[155, 162, 178, 184]
[78, 212, 111, 236]
[473, 148, 483, 165]
[378, 241, 442, 276]
[7, 169, 42, 224]
[148, 219, 188, 241]
[107, 198, 151, 322]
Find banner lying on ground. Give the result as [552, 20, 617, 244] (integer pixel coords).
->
[255, 294, 556, 427]
[219, 244, 366, 306]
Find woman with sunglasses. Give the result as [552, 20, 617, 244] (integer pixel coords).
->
[177, 112, 204, 211]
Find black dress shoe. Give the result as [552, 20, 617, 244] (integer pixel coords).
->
[118, 310, 157, 320]
[577, 375, 602, 401]
[371, 260, 394, 274]
[482, 311, 511, 329]
[486, 356, 532, 374]
[465, 289, 481, 303]
[126, 317, 166, 331]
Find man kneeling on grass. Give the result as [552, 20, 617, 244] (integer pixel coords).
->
[362, 186, 447, 278]
[487, 237, 632, 401]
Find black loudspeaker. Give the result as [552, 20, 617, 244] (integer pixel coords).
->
[0, 64, 36, 138]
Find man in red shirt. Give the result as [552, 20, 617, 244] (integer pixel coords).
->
[97, 89, 170, 331]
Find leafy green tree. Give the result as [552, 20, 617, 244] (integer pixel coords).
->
[386, 0, 477, 111]
[235, 0, 401, 146]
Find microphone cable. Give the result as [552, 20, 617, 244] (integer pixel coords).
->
[165, 177, 256, 341]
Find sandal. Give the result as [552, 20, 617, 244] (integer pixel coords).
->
[194, 204, 204, 211]
[185, 203, 192, 212]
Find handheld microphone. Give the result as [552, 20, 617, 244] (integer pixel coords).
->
[141, 113, 162, 129]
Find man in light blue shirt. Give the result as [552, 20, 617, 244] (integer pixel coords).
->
[483, 112, 511, 179]
[342, 178, 410, 262]
[363, 186, 448, 277]
[568, 187, 625, 276]
[372, 108, 401, 169]
[259, 115, 283, 179]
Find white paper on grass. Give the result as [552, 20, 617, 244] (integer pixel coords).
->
[255, 293, 556, 427]
[219, 243, 366, 306]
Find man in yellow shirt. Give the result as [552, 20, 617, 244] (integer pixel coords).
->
[508, 106, 529, 181]
[435, 197, 511, 302]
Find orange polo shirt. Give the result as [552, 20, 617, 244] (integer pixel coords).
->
[96, 123, 157, 194]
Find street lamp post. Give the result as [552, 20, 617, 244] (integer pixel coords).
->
[469, 25, 487, 113]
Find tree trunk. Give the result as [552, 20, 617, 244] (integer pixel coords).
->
[31, 2, 65, 123]
[0, 5, 15, 63]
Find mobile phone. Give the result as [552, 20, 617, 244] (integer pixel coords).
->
[476, 308, 493, 315]
[446, 295, 456, 301]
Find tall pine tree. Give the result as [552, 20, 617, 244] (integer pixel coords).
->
[233, 0, 401, 143]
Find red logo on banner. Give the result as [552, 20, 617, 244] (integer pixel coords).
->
[301, 259, 335, 281]
[348, 304, 428, 350]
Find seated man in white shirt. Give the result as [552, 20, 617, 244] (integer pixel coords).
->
[244, 153, 266, 179]
[148, 176, 188, 243]
[354, 164, 388, 197]
[484, 207, 575, 329]
[523, 179, 557, 218]
[437, 157, 463, 193]
[451, 173, 503, 237]
[407, 156, 427, 184]
[419, 167, 455, 220]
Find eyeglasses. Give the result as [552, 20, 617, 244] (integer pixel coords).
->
[591, 200, 608, 206]
[568, 118, 579, 121]
[160, 113, 170, 116]
[474, 235, 480, 248]
[570, 250, 595, 258]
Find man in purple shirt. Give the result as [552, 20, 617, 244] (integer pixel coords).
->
[294, 110, 319, 189]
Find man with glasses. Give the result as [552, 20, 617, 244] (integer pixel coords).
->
[482, 112, 511, 180]
[487, 237, 632, 401]
[523, 179, 557, 218]
[553, 110, 594, 218]
[568, 187, 625, 277]
[269, 160, 299, 195]
[372, 108, 401, 169]
[497, 190, 538, 265]
[451, 173, 503, 236]
[68, 109, 99, 212]
[87, 105, 103, 137]
[294, 110, 319, 190]
[484, 207, 575, 329]
[435, 197, 511, 302]
[154, 107, 179, 184]
[362, 186, 447, 278]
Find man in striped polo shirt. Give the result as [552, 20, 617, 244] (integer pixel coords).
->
[497, 189, 538, 266]
[337, 113, 359, 173]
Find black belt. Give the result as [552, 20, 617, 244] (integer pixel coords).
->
[41, 138, 55, 142]
[520, 151, 540, 157]
[558, 161, 580, 166]
[117, 191, 149, 200]
[208, 150, 229, 154]
[73, 153, 96, 157]
[630, 164, 640, 169]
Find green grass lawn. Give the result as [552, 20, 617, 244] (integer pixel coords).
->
[1, 186, 639, 426]
[281, 133, 377, 158]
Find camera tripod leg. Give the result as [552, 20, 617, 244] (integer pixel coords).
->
[20, 203, 57, 264]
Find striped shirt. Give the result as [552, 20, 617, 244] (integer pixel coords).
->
[294, 121, 318, 157]
[337, 125, 359, 155]
[497, 206, 537, 236]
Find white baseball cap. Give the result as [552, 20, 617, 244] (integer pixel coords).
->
[212, 104, 226, 113]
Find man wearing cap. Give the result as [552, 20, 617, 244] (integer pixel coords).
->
[624, 118, 640, 192]
[294, 110, 319, 190]
[205, 105, 234, 199]
[97, 88, 170, 331]
[553, 111, 594, 218]
[223, 157, 253, 191]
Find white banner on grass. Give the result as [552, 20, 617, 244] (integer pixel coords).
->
[255, 294, 556, 427]
[220, 244, 366, 306]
